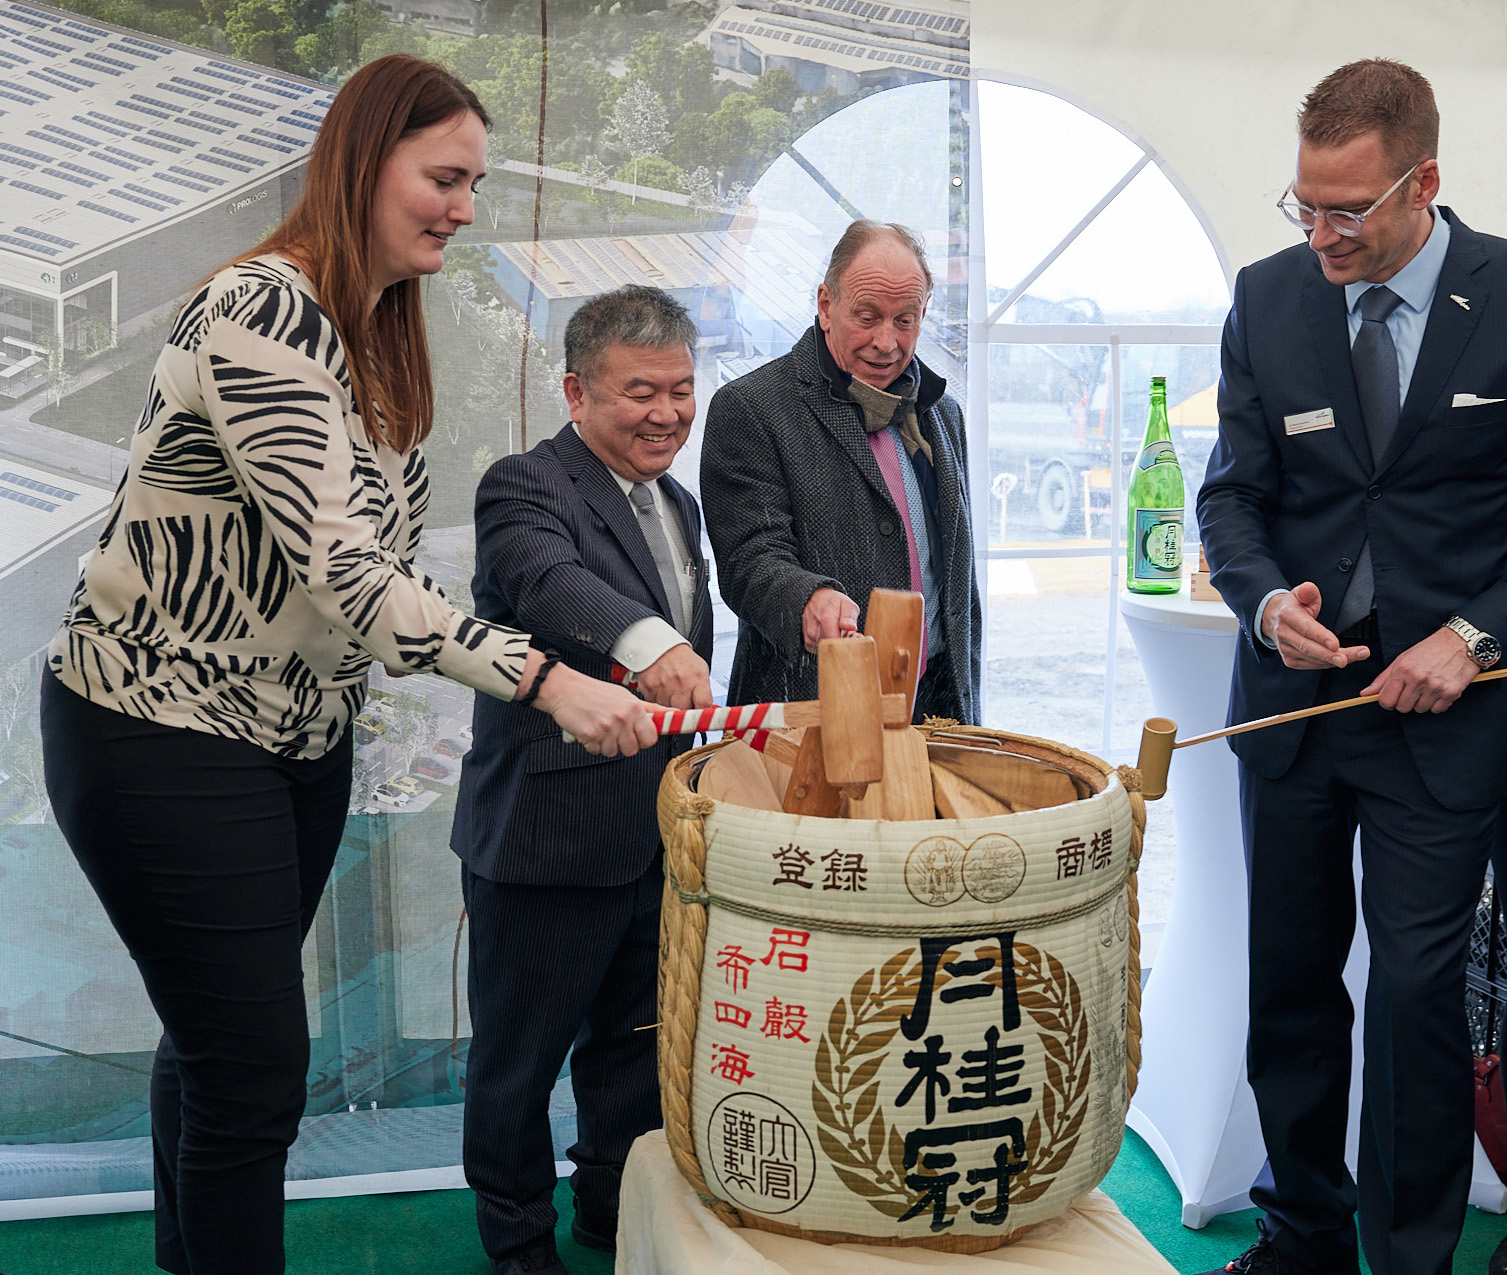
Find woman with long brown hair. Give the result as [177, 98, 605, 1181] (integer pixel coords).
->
[39, 54, 655, 1274]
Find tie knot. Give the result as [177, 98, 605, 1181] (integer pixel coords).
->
[629, 482, 655, 512]
[1358, 285, 1403, 324]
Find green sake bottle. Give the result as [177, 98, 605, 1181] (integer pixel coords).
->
[1126, 376, 1184, 594]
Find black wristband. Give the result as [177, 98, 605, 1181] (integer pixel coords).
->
[515, 649, 561, 708]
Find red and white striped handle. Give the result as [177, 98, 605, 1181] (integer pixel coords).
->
[649, 702, 786, 735]
[613, 662, 773, 748]
[558, 664, 785, 747]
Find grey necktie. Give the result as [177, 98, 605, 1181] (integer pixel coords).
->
[629, 482, 687, 634]
[1335, 285, 1405, 632]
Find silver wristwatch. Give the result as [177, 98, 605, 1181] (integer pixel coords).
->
[1444, 615, 1502, 668]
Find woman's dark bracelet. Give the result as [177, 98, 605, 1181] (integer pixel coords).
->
[515, 650, 561, 708]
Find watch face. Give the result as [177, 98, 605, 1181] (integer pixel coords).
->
[1476, 636, 1501, 667]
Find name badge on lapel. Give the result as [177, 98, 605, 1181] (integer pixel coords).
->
[1284, 408, 1335, 435]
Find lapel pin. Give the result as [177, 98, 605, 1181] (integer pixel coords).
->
[1451, 294, 1471, 310]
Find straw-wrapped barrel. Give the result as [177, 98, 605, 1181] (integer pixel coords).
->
[656, 725, 1145, 1252]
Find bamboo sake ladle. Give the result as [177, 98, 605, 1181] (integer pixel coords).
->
[1135, 667, 1507, 799]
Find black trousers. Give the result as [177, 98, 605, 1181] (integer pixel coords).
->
[460, 857, 662, 1265]
[41, 671, 350, 1275]
[1239, 656, 1496, 1275]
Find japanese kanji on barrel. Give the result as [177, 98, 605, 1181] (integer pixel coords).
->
[655, 726, 1145, 1253]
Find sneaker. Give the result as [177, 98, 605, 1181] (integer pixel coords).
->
[495, 1235, 569, 1275]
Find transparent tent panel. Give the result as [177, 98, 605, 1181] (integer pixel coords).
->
[987, 341, 1224, 548]
[728, 80, 960, 375]
[977, 81, 1144, 295]
[997, 161, 1230, 321]
[791, 79, 955, 239]
[986, 341, 1118, 547]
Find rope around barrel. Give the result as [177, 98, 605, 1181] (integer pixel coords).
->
[654, 726, 1147, 1247]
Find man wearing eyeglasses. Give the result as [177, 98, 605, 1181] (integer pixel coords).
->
[1198, 60, 1507, 1275]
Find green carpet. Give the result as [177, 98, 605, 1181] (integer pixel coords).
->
[1100, 1131, 1507, 1274]
[0, 1133, 1504, 1273]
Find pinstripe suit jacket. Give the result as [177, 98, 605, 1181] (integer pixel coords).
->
[700, 326, 981, 721]
[450, 425, 712, 886]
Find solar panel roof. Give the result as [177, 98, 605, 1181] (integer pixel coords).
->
[0, 0, 330, 266]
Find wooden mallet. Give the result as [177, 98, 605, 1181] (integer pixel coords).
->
[779, 590, 927, 816]
[848, 590, 934, 820]
[1135, 667, 1507, 799]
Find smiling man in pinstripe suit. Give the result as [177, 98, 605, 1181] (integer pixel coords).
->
[451, 286, 713, 1275]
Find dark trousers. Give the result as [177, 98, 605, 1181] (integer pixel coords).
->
[914, 649, 961, 723]
[460, 858, 662, 1265]
[41, 671, 350, 1275]
[1239, 657, 1495, 1275]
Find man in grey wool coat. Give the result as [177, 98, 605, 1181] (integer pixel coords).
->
[699, 219, 982, 723]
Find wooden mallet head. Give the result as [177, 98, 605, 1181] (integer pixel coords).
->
[863, 588, 924, 719]
[817, 636, 885, 789]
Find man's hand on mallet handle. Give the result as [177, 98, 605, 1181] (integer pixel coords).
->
[1263, 582, 1371, 669]
[802, 587, 860, 652]
[1361, 628, 1480, 714]
[634, 643, 714, 711]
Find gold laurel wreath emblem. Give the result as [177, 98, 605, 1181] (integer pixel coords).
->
[810, 942, 1090, 1223]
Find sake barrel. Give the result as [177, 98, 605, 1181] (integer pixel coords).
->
[656, 726, 1145, 1253]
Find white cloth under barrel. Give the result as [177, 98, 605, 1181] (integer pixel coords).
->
[617, 1129, 1174, 1273]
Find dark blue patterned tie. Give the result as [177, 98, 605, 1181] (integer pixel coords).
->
[1334, 285, 1404, 632]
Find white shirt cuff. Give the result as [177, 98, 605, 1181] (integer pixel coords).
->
[1254, 588, 1287, 649]
[612, 616, 688, 674]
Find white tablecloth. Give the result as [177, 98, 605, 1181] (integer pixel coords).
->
[616, 1131, 1175, 1274]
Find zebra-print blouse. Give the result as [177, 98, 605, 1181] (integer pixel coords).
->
[49, 255, 530, 759]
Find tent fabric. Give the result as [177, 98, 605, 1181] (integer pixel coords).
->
[970, 0, 1507, 281]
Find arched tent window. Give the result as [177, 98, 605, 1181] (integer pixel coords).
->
[967, 78, 1231, 756]
[710, 78, 964, 381]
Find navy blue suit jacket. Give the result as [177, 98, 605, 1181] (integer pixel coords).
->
[450, 425, 713, 885]
[1197, 208, 1507, 811]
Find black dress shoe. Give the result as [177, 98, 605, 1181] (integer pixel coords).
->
[1197, 1234, 1284, 1275]
[1197, 1233, 1354, 1275]
[569, 1200, 617, 1253]
[495, 1236, 569, 1275]
[1489, 1233, 1507, 1275]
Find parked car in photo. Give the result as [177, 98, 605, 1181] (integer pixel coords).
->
[433, 738, 465, 758]
[354, 724, 376, 747]
[355, 713, 387, 737]
[389, 775, 424, 797]
[412, 757, 449, 780]
[371, 782, 411, 808]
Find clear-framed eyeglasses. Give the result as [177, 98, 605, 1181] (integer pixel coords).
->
[1276, 162, 1424, 238]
